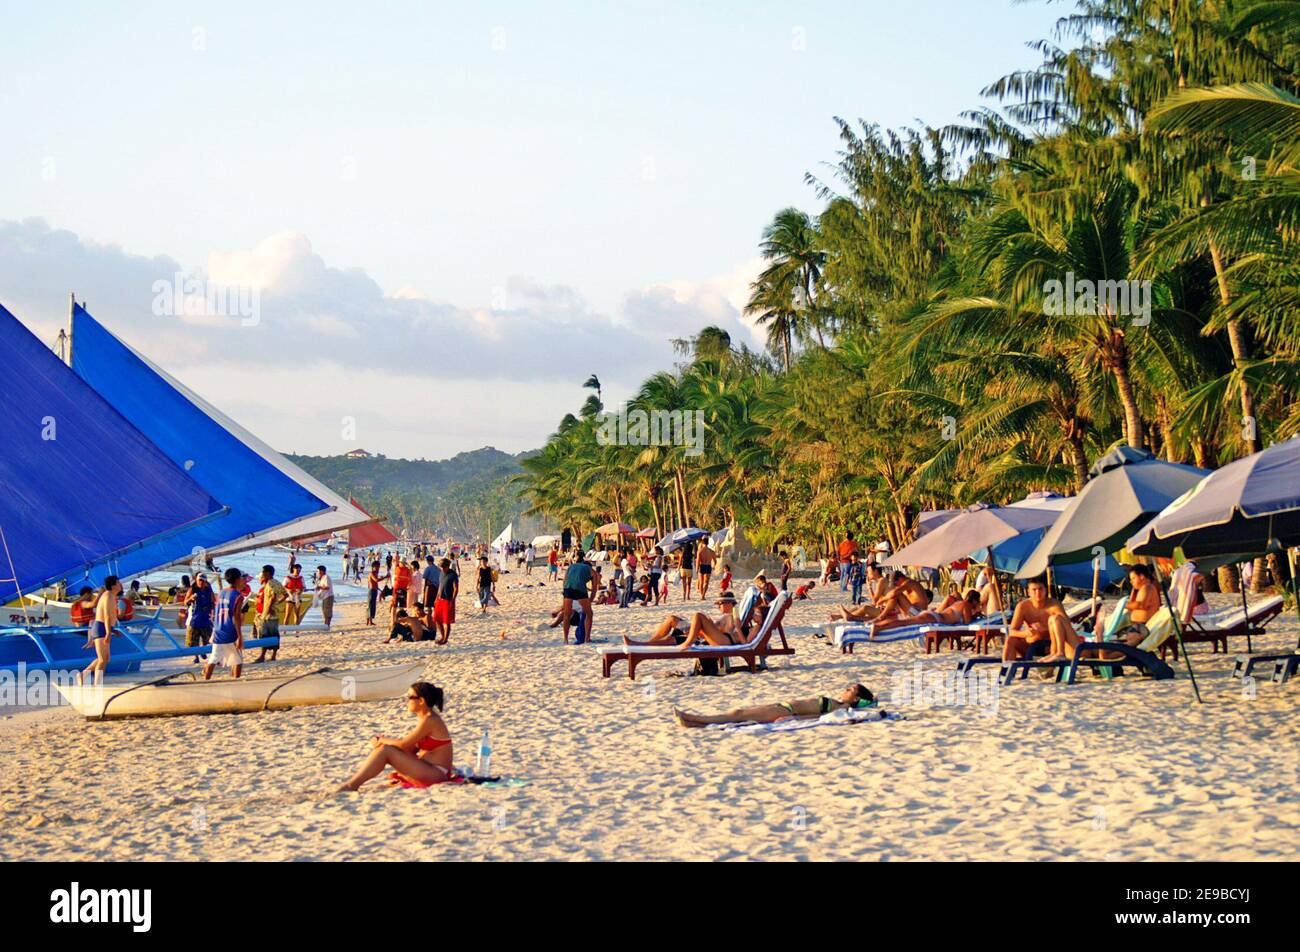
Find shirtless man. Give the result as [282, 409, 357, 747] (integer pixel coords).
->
[696, 541, 716, 599]
[832, 570, 929, 622]
[626, 590, 739, 649]
[1113, 564, 1162, 646]
[871, 589, 982, 634]
[1002, 577, 1079, 662]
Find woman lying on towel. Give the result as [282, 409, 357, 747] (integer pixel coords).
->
[674, 683, 875, 728]
[624, 591, 740, 649]
[338, 682, 453, 792]
[869, 589, 982, 634]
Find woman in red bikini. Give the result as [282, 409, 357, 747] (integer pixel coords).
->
[338, 682, 453, 791]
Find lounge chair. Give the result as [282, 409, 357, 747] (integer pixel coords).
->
[925, 598, 1098, 655]
[599, 591, 793, 680]
[1163, 594, 1285, 660]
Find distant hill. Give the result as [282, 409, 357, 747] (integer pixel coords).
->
[286, 447, 537, 540]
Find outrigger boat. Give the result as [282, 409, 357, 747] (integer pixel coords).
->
[56, 662, 422, 719]
[0, 611, 283, 675]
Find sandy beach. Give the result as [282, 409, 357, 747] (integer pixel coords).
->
[1, 578, 1296, 863]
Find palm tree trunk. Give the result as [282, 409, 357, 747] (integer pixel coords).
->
[1208, 235, 1267, 591]
[1111, 355, 1146, 449]
[1208, 236, 1262, 455]
[1066, 429, 1089, 492]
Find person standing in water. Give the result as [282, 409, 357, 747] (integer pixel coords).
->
[78, 576, 122, 686]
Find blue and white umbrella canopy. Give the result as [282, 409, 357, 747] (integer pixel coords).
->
[1016, 449, 1209, 579]
[1127, 436, 1300, 559]
[657, 526, 710, 552]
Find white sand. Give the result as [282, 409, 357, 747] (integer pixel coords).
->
[1, 580, 1297, 861]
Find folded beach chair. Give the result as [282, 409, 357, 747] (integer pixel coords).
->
[599, 591, 792, 681]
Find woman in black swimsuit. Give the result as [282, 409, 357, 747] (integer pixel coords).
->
[673, 683, 875, 728]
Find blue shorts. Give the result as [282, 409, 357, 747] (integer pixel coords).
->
[91, 621, 109, 641]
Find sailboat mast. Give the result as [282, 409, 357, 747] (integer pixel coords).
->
[65, 291, 75, 366]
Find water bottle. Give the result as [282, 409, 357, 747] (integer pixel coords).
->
[475, 728, 492, 777]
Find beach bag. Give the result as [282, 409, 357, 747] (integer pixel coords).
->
[693, 657, 722, 677]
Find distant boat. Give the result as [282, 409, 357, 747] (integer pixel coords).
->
[56, 662, 422, 719]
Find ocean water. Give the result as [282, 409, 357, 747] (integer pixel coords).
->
[136, 547, 373, 604]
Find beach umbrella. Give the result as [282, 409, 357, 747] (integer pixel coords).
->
[1128, 436, 1300, 662]
[914, 507, 968, 538]
[658, 526, 709, 550]
[1016, 447, 1211, 703]
[1127, 435, 1300, 560]
[884, 504, 1062, 570]
[635, 527, 658, 539]
[531, 534, 558, 548]
[1016, 448, 1209, 579]
[594, 521, 636, 537]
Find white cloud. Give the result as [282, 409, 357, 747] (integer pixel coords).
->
[0, 218, 761, 456]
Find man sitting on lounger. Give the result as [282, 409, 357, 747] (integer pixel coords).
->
[832, 570, 929, 622]
[1003, 577, 1079, 663]
[673, 683, 875, 728]
[870, 588, 983, 635]
[626, 590, 741, 649]
[1107, 564, 1162, 647]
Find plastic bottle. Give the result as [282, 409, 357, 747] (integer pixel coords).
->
[475, 728, 492, 777]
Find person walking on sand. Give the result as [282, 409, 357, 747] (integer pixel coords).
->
[524, 542, 535, 576]
[646, 546, 664, 606]
[837, 531, 859, 592]
[205, 567, 246, 681]
[78, 576, 122, 686]
[696, 541, 716, 600]
[315, 564, 334, 627]
[476, 555, 495, 615]
[185, 573, 215, 662]
[420, 555, 441, 628]
[252, 565, 286, 663]
[432, 558, 458, 644]
[678, 542, 695, 601]
[366, 560, 381, 626]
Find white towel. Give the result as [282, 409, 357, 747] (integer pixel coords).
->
[706, 708, 905, 734]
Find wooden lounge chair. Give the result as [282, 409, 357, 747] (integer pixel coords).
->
[1161, 594, 1285, 660]
[599, 592, 793, 680]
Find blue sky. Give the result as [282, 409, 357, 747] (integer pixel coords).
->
[1, 0, 1065, 456]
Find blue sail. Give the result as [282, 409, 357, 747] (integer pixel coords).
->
[69, 305, 330, 579]
[0, 302, 226, 601]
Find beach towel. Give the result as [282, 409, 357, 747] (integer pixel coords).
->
[706, 708, 905, 734]
[388, 769, 514, 789]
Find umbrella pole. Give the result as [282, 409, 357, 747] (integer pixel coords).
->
[1290, 548, 1300, 652]
[1238, 561, 1252, 654]
[1155, 562, 1202, 704]
[1090, 558, 1101, 630]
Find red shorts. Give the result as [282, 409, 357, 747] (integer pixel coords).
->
[434, 598, 455, 625]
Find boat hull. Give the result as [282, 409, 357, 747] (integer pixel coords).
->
[55, 663, 423, 719]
